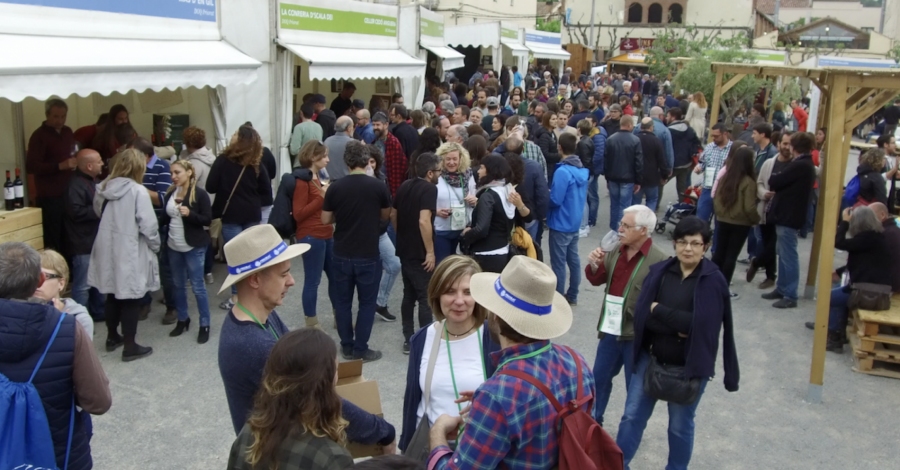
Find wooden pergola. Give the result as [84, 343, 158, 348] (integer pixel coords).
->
[709, 62, 900, 403]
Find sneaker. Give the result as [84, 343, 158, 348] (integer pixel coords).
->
[219, 299, 235, 310]
[403, 340, 411, 355]
[579, 226, 590, 238]
[205, 273, 214, 285]
[761, 290, 784, 300]
[729, 291, 740, 300]
[805, 321, 816, 330]
[758, 279, 776, 290]
[353, 349, 383, 363]
[376, 306, 397, 322]
[305, 316, 321, 329]
[737, 258, 750, 265]
[772, 298, 797, 309]
[341, 346, 353, 360]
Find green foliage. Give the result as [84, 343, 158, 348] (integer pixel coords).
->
[769, 81, 802, 109]
[889, 44, 900, 63]
[644, 27, 748, 78]
[537, 18, 561, 33]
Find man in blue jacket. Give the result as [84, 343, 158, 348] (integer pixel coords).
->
[589, 116, 608, 227]
[548, 133, 589, 305]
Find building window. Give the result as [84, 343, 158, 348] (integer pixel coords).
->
[627, 3, 643, 23]
[648, 3, 663, 23]
[668, 4, 683, 24]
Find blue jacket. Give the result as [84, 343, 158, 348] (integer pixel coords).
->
[399, 322, 499, 452]
[665, 95, 681, 109]
[591, 127, 608, 176]
[567, 111, 592, 128]
[631, 258, 739, 391]
[547, 156, 589, 233]
[520, 158, 550, 222]
[355, 122, 376, 144]
[634, 117, 675, 170]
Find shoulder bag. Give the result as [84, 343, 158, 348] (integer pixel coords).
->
[847, 282, 892, 311]
[210, 166, 247, 239]
[403, 321, 444, 462]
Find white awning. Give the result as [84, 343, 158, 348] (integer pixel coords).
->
[502, 39, 530, 58]
[279, 41, 425, 81]
[446, 23, 497, 49]
[526, 44, 571, 61]
[421, 44, 465, 70]
[0, 34, 260, 102]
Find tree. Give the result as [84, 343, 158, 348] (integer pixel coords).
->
[537, 18, 561, 33]
[644, 25, 748, 78]
[672, 49, 768, 126]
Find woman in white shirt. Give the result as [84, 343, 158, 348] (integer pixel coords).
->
[398, 255, 500, 455]
[433, 142, 477, 264]
[686, 91, 708, 140]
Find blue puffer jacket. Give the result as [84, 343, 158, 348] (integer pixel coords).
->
[0, 300, 90, 469]
[591, 127, 608, 176]
[547, 156, 590, 233]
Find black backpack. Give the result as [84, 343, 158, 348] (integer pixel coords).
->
[270, 170, 313, 239]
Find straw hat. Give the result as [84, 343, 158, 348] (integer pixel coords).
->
[217, 225, 310, 294]
[470, 256, 572, 340]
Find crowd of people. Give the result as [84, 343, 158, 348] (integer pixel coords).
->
[4, 62, 897, 470]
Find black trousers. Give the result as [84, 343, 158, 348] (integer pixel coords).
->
[757, 222, 778, 280]
[474, 253, 509, 274]
[400, 260, 433, 341]
[105, 295, 143, 345]
[711, 221, 751, 284]
[37, 197, 65, 252]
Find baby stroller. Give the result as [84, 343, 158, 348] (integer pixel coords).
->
[656, 186, 701, 235]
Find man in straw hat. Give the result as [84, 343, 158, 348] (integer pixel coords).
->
[216, 225, 398, 451]
[427, 255, 596, 469]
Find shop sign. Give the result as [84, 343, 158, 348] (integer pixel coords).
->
[501, 27, 518, 40]
[620, 38, 655, 50]
[421, 18, 443, 38]
[280, 2, 397, 37]
[0, 0, 216, 21]
[525, 31, 561, 46]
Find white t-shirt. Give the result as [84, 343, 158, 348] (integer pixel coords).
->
[166, 195, 193, 253]
[416, 324, 487, 426]
[434, 175, 476, 232]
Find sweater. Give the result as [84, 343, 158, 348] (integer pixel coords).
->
[714, 176, 760, 226]
[767, 154, 816, 229]
[834, 221, 892, 288]
[293, 178, 333, 240]
[668, 120, 700, 169]
[206, 157, 273, 225]
[26, 123, 76, 199]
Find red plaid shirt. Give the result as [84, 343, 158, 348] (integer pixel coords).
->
[381, 132, 407, 197]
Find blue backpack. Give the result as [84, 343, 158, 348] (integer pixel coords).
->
[0, 313, 75, 470]
[842, 176, 861, 210]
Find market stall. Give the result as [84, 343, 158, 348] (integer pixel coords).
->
[445, 21, 529, 84]
[523, 29, 571, 72]
[606, 50, 651, 73]
[418, 7, 465, 77]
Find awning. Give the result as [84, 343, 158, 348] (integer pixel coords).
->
[526, 45, 571, 61]
[279, 41, 425, 81]
[0, 34, 260, 102]
[421, 44, 465, 71]
[502, 39, 530, 58]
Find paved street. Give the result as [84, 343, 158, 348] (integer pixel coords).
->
[90, 158, 900, 469]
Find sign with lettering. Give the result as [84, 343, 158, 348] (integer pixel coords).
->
[280, 2, 397, 37]
[0, 0, 216, 21]
[501, 27, 518, 40]
[421, 18, 442, 38]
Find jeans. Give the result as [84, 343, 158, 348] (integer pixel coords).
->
[142, 226, 175, 308]
[71, 254, 105, 321]
[549, 230, 581, 303]
[632, 186, 660, 212]
[775, 225, 800, 300]
[434, 230, 463, 264]
[803, 188, 819, 237]
[592, 335, 634, 426]
[672, 166, 693, 200]
[221, 222, 260, 295]
[711, 221, 750, 284]
[642, 96, 655, 116]
[524, 220, 539, 246]
[828, 286, 852, 332]
[204, 240, 214, 275]
[299, 236, 336, 318]
[587, 174, 600, 226]
[333, 255, 382, 355]
[608, 181, 635, 231]
[746, 225, 760, 259]
[377, 233, 401, 308]
[696, 187, 714, 224]
[616, 352, 709, 470]
[401, 260, 434, 341]
[168, 246, 211, 327]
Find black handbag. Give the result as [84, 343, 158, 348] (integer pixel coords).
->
[643, 355, 701, 405]
[847, 283, 892, 311]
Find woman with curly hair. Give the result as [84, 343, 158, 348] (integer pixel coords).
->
[227, 328, 353, 470]
[434, 142, 477, 263]
[206, 124, 273, 310]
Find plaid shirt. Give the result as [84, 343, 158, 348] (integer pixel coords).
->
[522, 140, 549, 180]
[427, 342, 595, 470]
[377, 132, 407, 197]
[227, 424, 353, 470]
[699, 141, 732, 188]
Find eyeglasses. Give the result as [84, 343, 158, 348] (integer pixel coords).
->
[675, 240, 706, 249]
[43, 272, 63, 280]
[618, 222, 639, 231]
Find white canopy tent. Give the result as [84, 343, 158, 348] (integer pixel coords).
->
[276, 41, 425, 81]
[445, 22, 528, 89]
[523, 30, 570, 61]
[419, 7, 464, 72]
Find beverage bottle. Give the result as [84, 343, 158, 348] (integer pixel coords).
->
[13, 168, 23, 208]
[4, 171, 14, 211]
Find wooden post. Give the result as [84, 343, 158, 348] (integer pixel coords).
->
[807, 73, 848, 404]
[708, 68, 725, 143]
[804, 93, 831, 299]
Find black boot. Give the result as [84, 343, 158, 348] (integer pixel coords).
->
[122, 335, 153, 362]
[197, 326, 210, 344]
[169, 318, 191, 337]
[826, 331, 844, 353]
[105, 333, 124, 352]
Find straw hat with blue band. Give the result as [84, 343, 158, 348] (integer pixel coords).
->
[218, 225, 310, 294]
[469, 255, 572, 340]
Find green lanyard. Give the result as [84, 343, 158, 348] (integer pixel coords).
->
[496, 342, 553, 370]
[444, 322, 486, 414]
[236, 303, 279, 340]
[605, 255, 646, 301]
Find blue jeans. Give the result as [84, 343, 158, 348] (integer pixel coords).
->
[616, 353, 709, 470]
[696, 187, 714, 224]
[632, 186, 660, 212]
[828, 286, 852, 332]
[168, 246, 211, 326]
[377, 233, 400, 308]
[587, 174, 600, 226]
[549, 230, 581, 303]
[299, 236, 336, 318]
[71, 254, 105, 321]
[747, 225, 760, 258]
[592, 335, 634, 425]
[608, 181, 634, 231]
[775, 225, 799, 300]
[142, 226, 175, 308]
[221, 222, 260, 295]
[333, 255, 382, 355]
[434, 230, 462, 264]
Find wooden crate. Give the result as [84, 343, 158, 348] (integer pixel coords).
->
[848, 302, 900, 379]
[0, 207, 44, 250]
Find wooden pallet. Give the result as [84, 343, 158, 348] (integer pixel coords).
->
[848, 325, 900, 379]
[0, 208, 43, 250]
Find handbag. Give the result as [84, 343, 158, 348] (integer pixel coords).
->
[210, 166, 247, 240]
[847, 283, 892, 311]
[643, 355, 701, 405]
[403, 321, 444, 462]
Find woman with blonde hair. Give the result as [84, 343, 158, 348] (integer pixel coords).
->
[227, 328, 353, 470]
[161, 159, 214, 342]
[434, 143, 477, 263]
[399, 255, 500, 456]
[35, 249, 94, 338]
[89, 148, 160, 361]
[687, 91, 708, 138]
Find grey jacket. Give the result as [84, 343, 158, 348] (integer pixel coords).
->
[88, 177, 160, 300]
[181, 147, 217, 202]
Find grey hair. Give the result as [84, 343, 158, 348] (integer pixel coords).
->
[623, 205, 658, 232]
[334, 116, 353, 133]
[422, 102, 436, 116]
[0, 242, 42, 300]
[451, 124, 468, 143]
[45, 98, 67, 115]
[848, 206, 884, 237]
[440, 100, 455, 115]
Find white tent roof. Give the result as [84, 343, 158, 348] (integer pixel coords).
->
[278, 41, 425, 81]
[526, 44, 570, 61]
[502, 38, 530, 57]
[421, 44, 465, 70]
[0, 34, 260, 102]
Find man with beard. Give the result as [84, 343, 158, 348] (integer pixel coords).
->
[520, 88, 535, 117]
[390, 104, 419, 161]
[433, 115, 450, 142]
[601, 104, 623, 135]
[472, 89, 489, 116]
[748, 131, 791, 291]
[312, 94, 336, 139]
[506, 93, 521, 117]
[373, 112, 406, 197]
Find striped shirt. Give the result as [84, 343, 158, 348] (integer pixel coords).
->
[142, 155, 172, 219]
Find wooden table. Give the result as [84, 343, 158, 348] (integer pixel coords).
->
[0, 207, 44, 250]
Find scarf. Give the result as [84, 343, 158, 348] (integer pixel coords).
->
[442, 168, 472, 188]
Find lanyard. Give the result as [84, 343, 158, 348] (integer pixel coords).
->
[236, 303, 279, 340]
[497, 342, 552, 370]
[605, 254, 646, 301]
[444, 322, 486, 414]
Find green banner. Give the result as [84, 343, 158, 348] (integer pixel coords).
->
[501, 27, 518, 40]
[421, 18, 443, 38]
[280, 3, 397, 37]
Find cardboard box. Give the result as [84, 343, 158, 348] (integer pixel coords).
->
[336, 360, 384, 458]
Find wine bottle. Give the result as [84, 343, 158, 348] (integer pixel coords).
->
[4, 171, 14, 211]
[13, 168, 23, 209]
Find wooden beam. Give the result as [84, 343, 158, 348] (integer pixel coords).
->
[809, 77, 829, 96]
[844, 90, 896, 135]
[708, 68, 725, 143]
[846, 87, 875, 111]
[845, 74, 900, 90]
[720, 73, 747, 95]
[806, 92, 832, 295]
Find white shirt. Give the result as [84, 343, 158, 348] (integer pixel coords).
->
[166, 195, 192, 253]
[434, 175, 476, 232]
[417, 324, 486, 426]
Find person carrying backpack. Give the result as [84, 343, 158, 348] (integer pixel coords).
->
[427, 256, 623, 470]
[0, 242, 112, 470]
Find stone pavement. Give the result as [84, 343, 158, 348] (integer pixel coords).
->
[90, 163, 900, 469]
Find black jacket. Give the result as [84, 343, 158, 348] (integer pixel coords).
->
[391, 121, 420, 160]
[604, 130, 644, 185]
[835, 221, 892, 288]
[63, 169, 100, 256]
[768, 154, 816, 229]
[857, 164, 888, 205]
[576, 135, 595, 174]
[601, 118, 621, 136]
[882, 220, 900, 292]
[534, 126, 560, 181]
[526, 115, 541, 142]
[668, 120, 701, 168]
[206, 157, 273, 225]
[637, 130, 667, 188]
[270, 168, 314, 237]
[463, 188, 514, 254]
[160, 187, 213, 248]
[316, 110, 337, 139]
